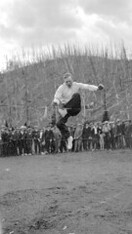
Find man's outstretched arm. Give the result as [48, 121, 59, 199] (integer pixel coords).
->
[77, 82, 104, 91]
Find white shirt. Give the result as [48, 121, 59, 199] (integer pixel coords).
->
[53, 82, 98, 104]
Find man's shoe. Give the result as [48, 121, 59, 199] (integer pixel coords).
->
[58, 108, 67, 118]
[67, 136, 73, 150]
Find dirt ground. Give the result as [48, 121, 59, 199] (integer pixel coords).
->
[0, 150, 132, 234]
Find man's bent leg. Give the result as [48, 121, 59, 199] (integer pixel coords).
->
[56, 114, 70, 140]
[65, 93, 81, 116]
[57, 93, 81, 139]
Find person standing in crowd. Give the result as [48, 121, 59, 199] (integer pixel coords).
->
[109, 122, 116, 150]
[25, 128, 33, 155]
[0, 130, 2, 157]
[19, 126, 27, 155]
[120, 121, 126, 149]
[52, 72, 104, 150]
[97, 122, 104, 150]
[91, 122, 99, 151]
[115, 119, 122, 149]
[125, 120, 131, 148]
[126, 120, 132, 148]
[15, 128, 21, 156]
[60, 135, 67, 153]
[52, 125, 62, 153]
[102, 121, 111, 150]
[32, 126, 41, 155]
[39, 128, 45, 154]
[1, 126, 9, 156]
[82, 122, 91, 151]
[44, 124, 54, 154]
[74, 123, 83, 152]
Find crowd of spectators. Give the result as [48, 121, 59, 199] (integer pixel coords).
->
[0, 119, 132, 157]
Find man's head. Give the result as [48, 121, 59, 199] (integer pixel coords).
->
[63, 73, 73, 88]
[85, 123, 89, 128]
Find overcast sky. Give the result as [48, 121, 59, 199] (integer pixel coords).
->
[0, 0, 132, 69]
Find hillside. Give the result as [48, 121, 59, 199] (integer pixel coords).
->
[0, 48, 132, 127]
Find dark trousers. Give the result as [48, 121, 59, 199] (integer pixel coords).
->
[57, 93, 81, 139]
[34, 140, 40, 154]
[2, 142, 8, 156]
[45, 139, 54, 153]
[104, 132, 110, 150]
[60, 137, 67, 152]
[83, 139, 88, 151]
[18, 140, 25, 155]
[26, 139, 32, 154]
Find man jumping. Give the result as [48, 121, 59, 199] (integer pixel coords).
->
[52, 72, 104, 149]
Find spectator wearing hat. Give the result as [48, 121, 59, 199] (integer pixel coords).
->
[102, 121, 111, 150]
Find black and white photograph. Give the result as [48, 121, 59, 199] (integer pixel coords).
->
[0, 0, 132, 233]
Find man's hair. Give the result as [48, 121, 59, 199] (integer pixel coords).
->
[63, 72, 72, 79]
